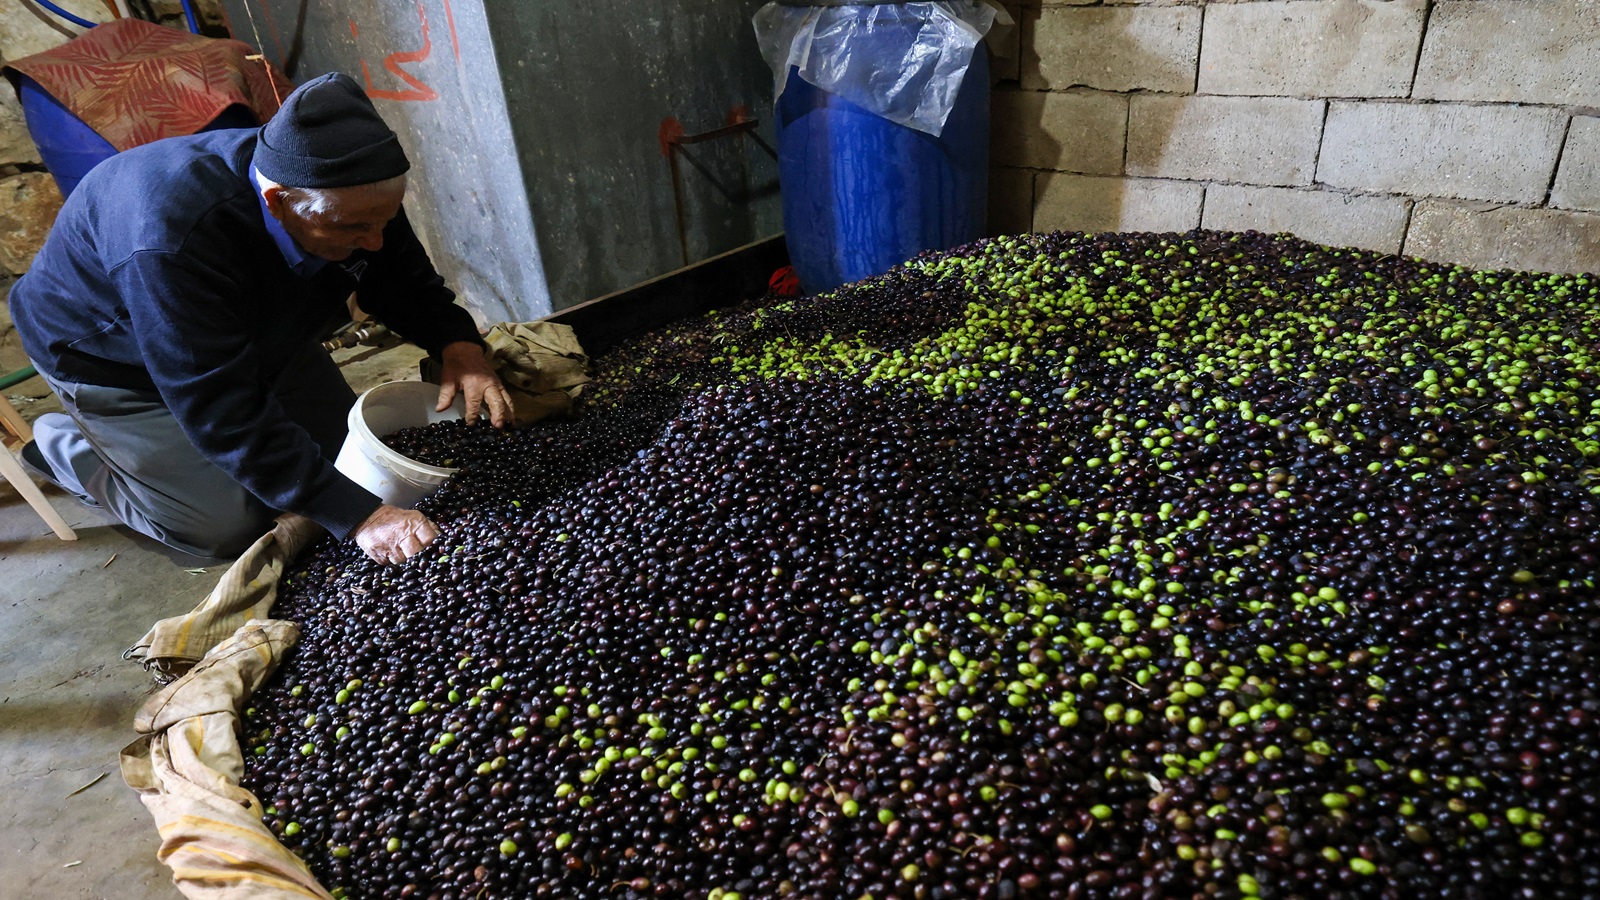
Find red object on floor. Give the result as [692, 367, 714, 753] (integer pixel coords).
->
[768, 265, 801, 297]
[3, 18, 290, 153]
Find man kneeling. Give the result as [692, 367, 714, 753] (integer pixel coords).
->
[9, 73, 510, 563]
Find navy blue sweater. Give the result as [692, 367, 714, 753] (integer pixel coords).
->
[10, 129, 483, 539]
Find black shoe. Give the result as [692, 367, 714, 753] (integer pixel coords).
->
[18, 440, 52, 480]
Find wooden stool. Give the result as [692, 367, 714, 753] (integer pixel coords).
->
[0, 397, 77, 541]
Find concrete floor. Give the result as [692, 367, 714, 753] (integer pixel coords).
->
[0, 338, 426, 899]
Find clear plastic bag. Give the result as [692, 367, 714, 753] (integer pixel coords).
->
[753, 1, 1007, 137]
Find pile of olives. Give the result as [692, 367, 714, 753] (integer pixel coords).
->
[245, 230, 1600, 899]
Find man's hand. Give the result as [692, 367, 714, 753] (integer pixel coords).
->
[437, 340, 513, 428]
[354, 504, 439, 565]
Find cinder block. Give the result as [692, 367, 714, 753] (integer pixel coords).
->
[1319, 101, 1566, 204]
[992, 89, 1126, 175]
[989, 167, 1035, 236]
[1404, 201, 1600, 275]
[1127, 95, 1323, 186]
[1202, 185, 1410, 254]
[1034, 173, 1204, 234]
[1415, 1, 1600, 107]
[1552, 117, 1600, 213]
[1023, 6, 1201, 92]
[1198, 0, 1425, 98]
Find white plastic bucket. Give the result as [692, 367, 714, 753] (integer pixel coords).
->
[334, 381, 464, 508]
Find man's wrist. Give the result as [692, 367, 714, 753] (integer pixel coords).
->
[441, 339, 485, 358]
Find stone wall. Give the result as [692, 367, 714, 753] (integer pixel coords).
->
[988, 0, 1600, 274]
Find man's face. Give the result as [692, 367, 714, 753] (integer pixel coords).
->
[265, 184, 405, 262]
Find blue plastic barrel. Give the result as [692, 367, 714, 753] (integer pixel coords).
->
[17, 74, 259, 198]
[774, 11, 989, 294]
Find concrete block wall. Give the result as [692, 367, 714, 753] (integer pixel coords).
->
[988, 0, 1600, 275]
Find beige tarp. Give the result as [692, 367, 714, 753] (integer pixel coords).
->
[121, 620, 332, 900]
[483, 320, 591, 425]
[120, 516, 333, 899]
[124, 514, 323, 684]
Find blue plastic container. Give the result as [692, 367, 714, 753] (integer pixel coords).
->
[774, 15, 989, 294]
[17, 74, 259, 198]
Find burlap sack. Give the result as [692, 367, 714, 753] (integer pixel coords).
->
[121, 619, 333, 900]
[124, 513, 324, 684]
[482, 321, 591, 425]
[121, 515, 334, 897]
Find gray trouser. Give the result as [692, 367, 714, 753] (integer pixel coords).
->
[32, 342, 355, 559]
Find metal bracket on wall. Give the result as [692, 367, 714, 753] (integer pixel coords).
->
[659, 110, 778, 268]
